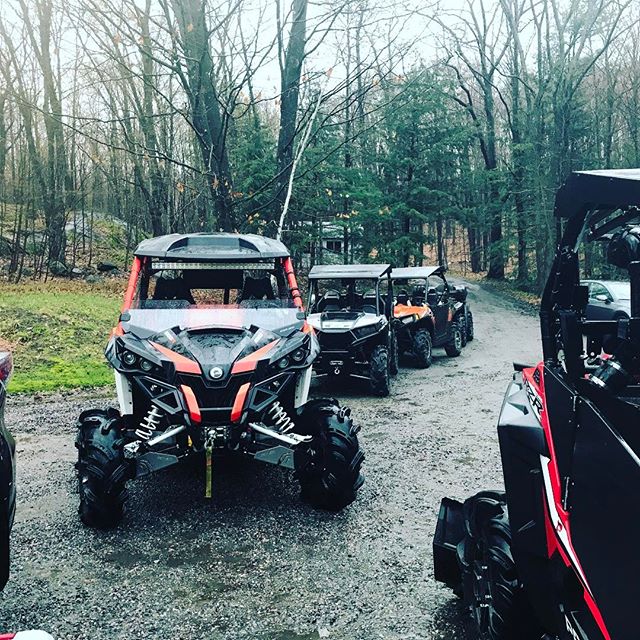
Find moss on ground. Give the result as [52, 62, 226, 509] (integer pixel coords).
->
[0, 280, 123, 392]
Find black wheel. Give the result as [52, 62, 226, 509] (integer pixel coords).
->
[295, 399, 364, 511]
[460, 315, 468, 347]
[369, 344, 390, 396]
[466, 310, 474, 342]
[459, 492, 541, 640]
[75, 408, 131, 528]
[413, 328, 432, 368]
[445, 321, 463, 357]
[389, 328, 399, 376]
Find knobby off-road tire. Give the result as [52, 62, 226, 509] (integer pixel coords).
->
[389, 329, 399, 376]
[459, 492, 541, 640]
[460, 315, 468, 347]
[466, 310, 475, 342]
[413, 328, 433, 368]
[369, 344, 390, 396]
[295, 399, 364, 511]
[445, 320, 463, 357]
[75, 408, 131, 528]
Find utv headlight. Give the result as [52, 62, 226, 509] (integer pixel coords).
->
[277, 357, 291, 369]
[140, 358, 154, 372]
[353, 324, 379, 339]
[122, 351, 137, 366]
[292, 347, 306, 363]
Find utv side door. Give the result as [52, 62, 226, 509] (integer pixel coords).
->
[565, 394, 640, 640]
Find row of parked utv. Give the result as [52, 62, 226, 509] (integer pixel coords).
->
[73, 235, 473, 530]
[308, 262, 474, 396]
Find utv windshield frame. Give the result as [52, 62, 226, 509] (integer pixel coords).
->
[307, 263, 393, 317]
[120, 234, 304, 319]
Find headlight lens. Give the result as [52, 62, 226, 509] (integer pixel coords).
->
[140, 359, 154, 372]
[292, 348, 306, 362]
[277, 357, 290, 369]
[122, 351, 137, 366]
[353, 324, 379, 339]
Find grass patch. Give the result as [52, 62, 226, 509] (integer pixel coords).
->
[0, 280, 123, 392]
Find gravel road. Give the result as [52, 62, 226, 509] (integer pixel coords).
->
[0, 282, 540, 640]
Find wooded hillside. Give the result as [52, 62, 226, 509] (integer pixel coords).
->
[0, 0, 638, 291]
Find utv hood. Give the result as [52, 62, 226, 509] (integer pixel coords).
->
[114, 307, 312, 383]
[306, 311, 383, 332]
[148, 325, 281, 380]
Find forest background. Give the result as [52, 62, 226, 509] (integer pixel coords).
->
[0, 0, 637, 390]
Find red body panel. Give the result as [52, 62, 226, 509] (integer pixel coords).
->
[150, 342, 202, 375]
[231, 382, 251, 423]
[523, 364, 611, 640]
[180, 385, 201, 424]
[231, 340, 278, 374]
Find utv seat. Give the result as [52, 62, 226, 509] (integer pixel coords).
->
[318, 291, 341, 313]
[154, 274, 195, 304]
[396, 290, 409, 305]
[239, 276, 275, 301]
[413, 286, 426, 306]
[363, 290, 384, 315]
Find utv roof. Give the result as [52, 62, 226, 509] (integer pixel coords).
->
[554, 169, 640, 219]
[308, 263, 392, 280]
[391, 266, 444, 280]
[134, 233, 290, 261]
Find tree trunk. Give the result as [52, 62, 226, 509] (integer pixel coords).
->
[275, 0, 308, 224]
[171, 0, 235, 231]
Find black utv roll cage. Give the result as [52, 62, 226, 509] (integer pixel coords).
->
[542, 169, 640, 380]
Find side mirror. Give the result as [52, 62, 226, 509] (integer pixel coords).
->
[120, 311, 131, 322]
[595, 294, 612, 304]
[296, 311, 306, 320]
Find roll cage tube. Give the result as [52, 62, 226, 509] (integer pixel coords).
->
[376, 274, 393, 317]
[282, 257, 304, 310]
[541, 170, 640, 365]
[122, 256, 144, 312]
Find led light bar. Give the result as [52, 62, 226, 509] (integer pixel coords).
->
[152, 261, 273, 271]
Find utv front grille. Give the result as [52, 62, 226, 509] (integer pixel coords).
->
[317, 331, 353, 351]
[178, 373, 252, 424]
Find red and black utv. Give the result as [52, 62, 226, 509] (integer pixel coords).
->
[434, 169, 640, 640]
[75, 233, 364, 528]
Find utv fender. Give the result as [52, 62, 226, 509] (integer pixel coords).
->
[416, 316, 435, 336]
[433, 497, 464, 591]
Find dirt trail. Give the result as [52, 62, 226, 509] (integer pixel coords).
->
[0, 282, 540, 640]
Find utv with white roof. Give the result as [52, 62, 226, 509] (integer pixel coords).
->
[75, 233, 364, 528]
[306, 264, 397, 397]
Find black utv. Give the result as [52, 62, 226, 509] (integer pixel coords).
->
[434, 169, 640, 640]
[306, 264, 397, 397]
[75, 233, 364, 528]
